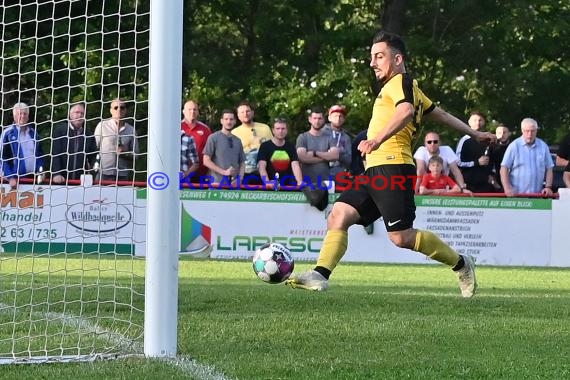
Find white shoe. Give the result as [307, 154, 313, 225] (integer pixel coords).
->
[285, 270, 328, 291]
[455, 255, 477, 298]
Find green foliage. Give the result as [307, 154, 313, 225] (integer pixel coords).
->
[405, 0, 570, 143]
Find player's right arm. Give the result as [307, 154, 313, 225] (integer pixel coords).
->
[358, 102, 414, 155]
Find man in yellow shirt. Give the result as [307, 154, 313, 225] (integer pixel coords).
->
[286, 31, 496, 298]
[231, 101, 272, 184]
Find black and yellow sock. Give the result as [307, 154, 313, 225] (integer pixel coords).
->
[313, 230, 348, 279]
[414, 229, 460, 267]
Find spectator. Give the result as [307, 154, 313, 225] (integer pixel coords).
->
[500, 118, 554, 197]
[350, 130, 368, 175]
[455, 111, 496, 192]
[94, 98, 139, 184]
[181, 100, 211, 177]
[231, 101, 272, 181]
[324, 105, 352, 177]
[51, 103, 97, 184]
[203, 109, 245, 187]
[419, 155, 467, 195]
[555, 131, 570, 167]
[296, 108, 339, 186]
[1, 102, 45, 189]
[564, 163, 570, 188]
[257, 118, 303, 188]
[489, 124, 511, 190]
[180, 132, 200, 178]
[414, 131, 467, 192]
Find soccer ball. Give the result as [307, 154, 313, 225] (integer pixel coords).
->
[252, 242, 295, 284]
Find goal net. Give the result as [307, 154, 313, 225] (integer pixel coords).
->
[0, 1, 149, 363]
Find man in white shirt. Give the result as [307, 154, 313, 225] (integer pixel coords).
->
[93, 98, 139, 184]
[414, 131, 468, 193]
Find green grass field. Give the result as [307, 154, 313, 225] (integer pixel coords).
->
[1, 257, 570, 379]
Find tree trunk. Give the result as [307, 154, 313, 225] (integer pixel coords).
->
[381, 0, 407, 35]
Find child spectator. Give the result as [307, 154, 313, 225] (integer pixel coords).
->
[420, 156, 471, 195]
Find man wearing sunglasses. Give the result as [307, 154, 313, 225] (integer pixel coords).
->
[93, 98, 139, 184]
[413, 131, 468, 193]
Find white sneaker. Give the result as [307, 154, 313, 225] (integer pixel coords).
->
[455, 255, 477, 298]
[285, 270, 328, 291]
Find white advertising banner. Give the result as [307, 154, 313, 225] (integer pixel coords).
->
[415, 196, 552, 266]
[134, 189, 555, 267]
[1, 184, 136, 254]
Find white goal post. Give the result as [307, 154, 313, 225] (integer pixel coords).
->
[0, 0, 182, 363]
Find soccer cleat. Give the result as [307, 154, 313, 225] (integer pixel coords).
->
[455, 255, 477, 298]
[285, 270, 328, 291]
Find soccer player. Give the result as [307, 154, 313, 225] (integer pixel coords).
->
[286, 31, 496, 298]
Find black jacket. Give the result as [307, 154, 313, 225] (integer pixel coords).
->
[51, 122, 97, 180]
[456, 135, 495, 192]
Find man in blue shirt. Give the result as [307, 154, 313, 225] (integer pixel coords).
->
[500, 118, 553, 197]
[1, 103, 45, 189]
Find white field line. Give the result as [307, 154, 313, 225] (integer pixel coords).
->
[0, 303, 232, 379]
[163, 356, 233, 380]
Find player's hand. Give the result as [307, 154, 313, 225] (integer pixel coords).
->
[475, 131, 497, 145]
[358, 139, 381, 156]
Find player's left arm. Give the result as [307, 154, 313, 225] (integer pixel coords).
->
[426, 107, 496, 145]
[359, 102, 414, 154]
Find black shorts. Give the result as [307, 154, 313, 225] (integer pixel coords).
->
[335, 164, 416, 232]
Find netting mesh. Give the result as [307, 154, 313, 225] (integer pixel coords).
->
[0, 0, 148, 363]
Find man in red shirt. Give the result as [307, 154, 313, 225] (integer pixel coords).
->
[181, 100, 212, 177]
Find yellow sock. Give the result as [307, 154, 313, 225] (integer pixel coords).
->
[414, 230, 460, 267]
[316, 230, 348, 271]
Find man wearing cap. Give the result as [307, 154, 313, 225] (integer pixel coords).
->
[324, 105, 352, 178]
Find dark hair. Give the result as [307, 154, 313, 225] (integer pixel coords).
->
[469, 111, 487, 122]
[237, 100, 254, 110]
[309, 107, 325, 116]
[372, 31, 407, 59]
[220, 108, 235, 117]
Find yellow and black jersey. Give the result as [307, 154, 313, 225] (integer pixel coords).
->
[366, 73, 435, 168]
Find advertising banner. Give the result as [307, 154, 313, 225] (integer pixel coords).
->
[1, 184, 136, 254]
[133, 190, 554, 266]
